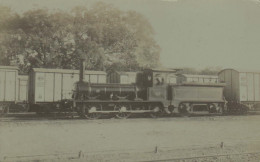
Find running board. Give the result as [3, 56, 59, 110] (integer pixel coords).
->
[189, 111, 223, 115]
[88, 110, 157, 113]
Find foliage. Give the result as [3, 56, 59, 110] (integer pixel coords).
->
[182, 66, 222, 75]
[0, 2, 160, 74]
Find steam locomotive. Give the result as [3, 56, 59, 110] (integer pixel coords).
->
[72, 60, 226, 119]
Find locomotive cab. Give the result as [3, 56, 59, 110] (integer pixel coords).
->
[136, 68, 181, 113]
[137, 68, 180, 100]
[137, 68, 180, 87]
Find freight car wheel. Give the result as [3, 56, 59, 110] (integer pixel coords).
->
[149, 104, 163, 118]
[115, 105, 131, 119]
[81, 105, 102, 119]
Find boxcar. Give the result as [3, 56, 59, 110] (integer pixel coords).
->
[28, 68, 106, 112]
[218, 68, 260, 111]
[177, 74, 219, 84]
[0, 66, 19, 113]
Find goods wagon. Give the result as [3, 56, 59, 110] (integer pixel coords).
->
[218, 69, 260, 112]
[28, 68, 106, 112]
[177, 74, 219, 84]
[170, 83, 226, 115]
[0, 66, 19, 114]
[107, 71, 138, 84]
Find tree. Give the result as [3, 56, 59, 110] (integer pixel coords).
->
[0, 5, 17, 65]
[199, 66, 222, 75]
[0, 2, 161, 74]
[181, 66, 222, 75]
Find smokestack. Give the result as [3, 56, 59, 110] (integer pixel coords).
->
[79, 59, 85, 82]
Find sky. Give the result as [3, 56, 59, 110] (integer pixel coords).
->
[1, 0, 260, 70]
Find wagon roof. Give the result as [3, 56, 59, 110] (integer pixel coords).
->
[32, 68, 106, 75]
[0, 66, 19, 70]
[218, 68, 260, 74]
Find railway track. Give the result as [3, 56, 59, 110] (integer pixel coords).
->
[1, 111, 260, 121]
[141, 151, 260, 162]
[2, 150, 260, 162]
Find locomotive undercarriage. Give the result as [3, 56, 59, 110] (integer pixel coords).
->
[75, 100, 164, 119]
[177, 102, 225, 116]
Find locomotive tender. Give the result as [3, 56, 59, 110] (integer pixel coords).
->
[72, 61, 226, 119]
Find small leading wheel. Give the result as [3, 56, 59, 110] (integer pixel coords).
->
[115, 105, 131, 119]
[178, 103, 191, 116]
[81, 104, 102, 119]
[149, 104, 163, 118]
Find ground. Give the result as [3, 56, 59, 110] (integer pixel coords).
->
[0, 114, 260, 161]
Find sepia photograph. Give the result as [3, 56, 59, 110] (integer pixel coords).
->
[0, 0, 260, 161]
